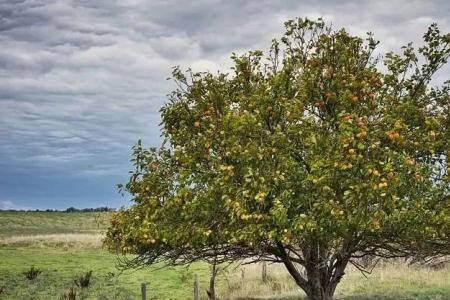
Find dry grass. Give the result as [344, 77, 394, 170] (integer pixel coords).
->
[337, 260, 450, 298]
[0, 233, 103, 249]
[216, 260, 450, 300]
[218, 263, 303, 299]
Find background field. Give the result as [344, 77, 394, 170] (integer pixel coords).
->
[0, 211, 449, 300]
[0, 211, 110, 237]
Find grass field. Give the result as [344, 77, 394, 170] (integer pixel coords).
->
[0, 211, 449, 300]
[0, 246, 210, 299]
[0, 211, 110, 237]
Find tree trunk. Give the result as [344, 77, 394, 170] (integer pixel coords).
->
[207, 260, 218, 300]
[207, 273, 216, 300]
[303, 259, 347, 300]
[276, 242, 348, 300]
[305, 263, 333, 300]
[305, 278, 333, 300]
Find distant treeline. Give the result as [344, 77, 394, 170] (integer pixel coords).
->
[64, 206, 116, 213]
[0, 207, 116, 213]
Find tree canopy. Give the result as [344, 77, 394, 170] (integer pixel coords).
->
[105, 18, 450, 300]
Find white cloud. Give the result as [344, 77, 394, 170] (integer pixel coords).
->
[0, 200, 14, 210]
[0, 200, 30, 210]
[0, 0, 449, 207]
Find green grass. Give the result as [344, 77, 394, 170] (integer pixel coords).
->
[1, 212, 449, 300]
[0, 247, 449, 300]
[0, 246, 210, 300]
[0, 211, 110, 237]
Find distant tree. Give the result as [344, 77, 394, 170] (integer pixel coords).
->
[65, 207, 77, 213]
[105, 18, 450, 300]
[63, 206, 115, 213]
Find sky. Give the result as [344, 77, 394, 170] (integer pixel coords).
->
[1, 0, 449, 210]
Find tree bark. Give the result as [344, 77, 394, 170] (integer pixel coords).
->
[305, 260, 330, 300]
[277, 242, 349, 300]
[207, 260, 218, 300]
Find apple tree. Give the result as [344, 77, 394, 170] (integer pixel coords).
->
[106, 18, 450, 300]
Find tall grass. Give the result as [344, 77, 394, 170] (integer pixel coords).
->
[219, 263, 301, 299]
[214, 261, 450, 300]
[0, 211, 111, 238]
[0, 233, 103, 249]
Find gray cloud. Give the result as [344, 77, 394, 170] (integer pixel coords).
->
[0, 0, 449, 208]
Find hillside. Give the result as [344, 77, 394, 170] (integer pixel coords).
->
[0, 211, 111, 237]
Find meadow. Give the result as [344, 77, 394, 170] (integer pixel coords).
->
[0, 211, 449, 300]
[0, 211, 110, 237]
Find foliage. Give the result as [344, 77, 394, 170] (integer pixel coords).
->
[24, 266, 42, 280]
[105, 18, 450, 300]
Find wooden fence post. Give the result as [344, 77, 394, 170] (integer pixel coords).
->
[141, 282, 147, 300]
[193, 274, 199, 300]
[262, 261, 268, 283]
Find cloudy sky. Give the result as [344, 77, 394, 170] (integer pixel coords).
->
[1, 0, 449, 210]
